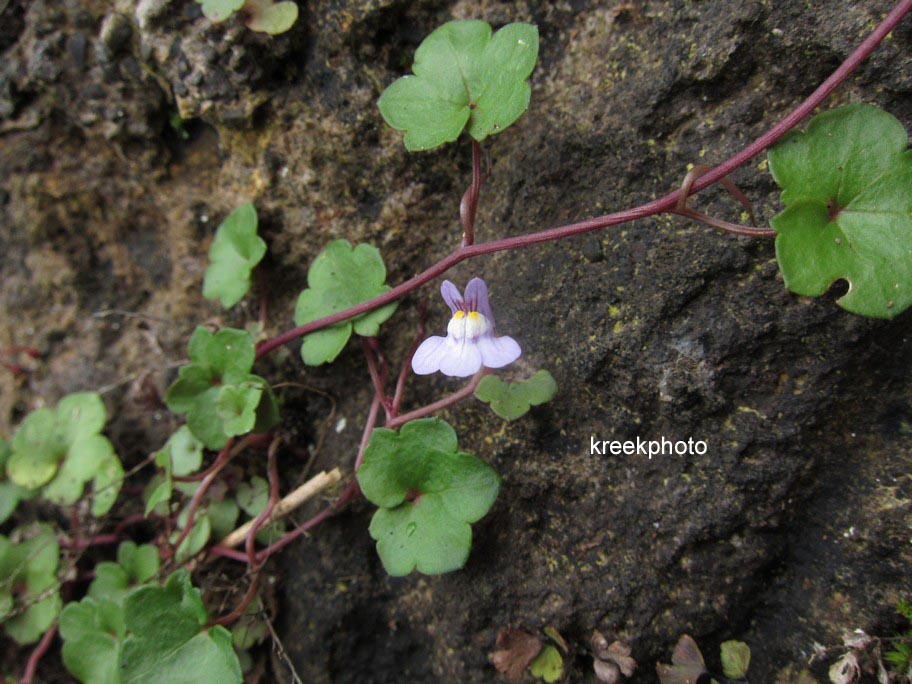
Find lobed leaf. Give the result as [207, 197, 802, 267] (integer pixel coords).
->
[769, 103, 912, 318]
[197, 0, 245, 22]
[165, 328, 278, 449]
[244, 0, 299, 34]
[62, 570, 242, 683]
[357, 418, 499, 576]
[720, 640, 751, 680]
[294, 240, 398, 365]
[6, 393, 122, 515]
[529, 645, 563, 683]
[122, 571, 241, 683]
[203, 203, 267, 309]
[208, 499, 240, 540]
[475, 370, 557, 420]
[0, 525, 62, 644]
[0, 438, 34, 523]
[378, 20, 539, 151]
[60, 597, 124, 684]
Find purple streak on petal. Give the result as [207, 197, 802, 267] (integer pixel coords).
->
[464, 278, 494, 324]
[476, 334, 521, 369]
[439, 338, 483, 377]
[411, 336, 448, 375]
[440, 280, 463, 314]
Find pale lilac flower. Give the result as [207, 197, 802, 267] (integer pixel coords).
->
[412, 278, 521, 377]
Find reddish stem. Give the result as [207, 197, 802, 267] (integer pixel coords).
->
[245, 437, 282, 566]
[392, 304, 428, 417]
[171, 439, 235, 554]
[672, 207, 776, 238]
[387, 369, 487, 430]
[460, 139, 483, 247]
[22, 624, 57, 684]
[172, 433, 269, 482]
[211, 439, 282, 627]
[213, 572, 261, 627]
[254, 0, 912, 360]
[362, 337, 392, 420]
[214, 372, 516, 566]
[211, 395, 382, 566]
[59, 533, 121, 550]
[355, 394, 381, 472]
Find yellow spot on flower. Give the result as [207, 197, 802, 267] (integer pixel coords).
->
[454, 310, 465, 319]
[468, 311, 480, 321]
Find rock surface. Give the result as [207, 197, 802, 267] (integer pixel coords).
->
[1, 0, 911, 682]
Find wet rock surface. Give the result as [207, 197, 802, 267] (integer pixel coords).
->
[1, 0, 911, 682]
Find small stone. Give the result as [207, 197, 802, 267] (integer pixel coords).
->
[66, 32, 88, 69]
[582, 236, 604, 262]
[99, 13, 132, 56]
[183, 2, 203, 20]
[136, 0, 174, 30]
[119, 55, 143, 82]
[83, 83, 106, 100]
[73, 11, 95, 30]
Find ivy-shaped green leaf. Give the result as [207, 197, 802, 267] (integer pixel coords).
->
[720, 640, 751, 680]
[529, 645, 563, 683]
[203, 203, 267, 309]
[294, 240, 398, 365]
[59, 597, 124, 684]
[164, 327, 279, 449]
[244, 0, 298, 34]
[475, 370, 557, 420]
[356, 418, 499, 576]
[6, 393, 122, 515]
[196, 0, 245, 22]
[230, 598, 268, 651]
[88, 542, 161, 606]
[769, 103, 912, 318]
[378, 20, 539, 151]
[61, 570, 242, 684]
[0, 438, 34, 524]
[169, 504, 212, 564]
[145, 427, 205, 516]
[0, 524, 62, 644]
[208, 498, 240, 540]
[121, 571, 242, 683]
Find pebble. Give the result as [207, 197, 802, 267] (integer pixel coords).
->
[100, 13, 132, 56]
[66, 32, 87, 69]
[582, 236, 604, 262]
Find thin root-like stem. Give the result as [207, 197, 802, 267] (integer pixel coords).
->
[172, 433, 270, 483]
[392, 303, 428, 417]
[362, 337, 392, 421]
[676, 163, 758, 224]
[170, 439, 236, 555]
[672, 207, 776, 238]
[460, 139, 484, 247]
[22, 623, 57, 684]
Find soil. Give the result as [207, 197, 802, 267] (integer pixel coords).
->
[1, 0, 911, 682]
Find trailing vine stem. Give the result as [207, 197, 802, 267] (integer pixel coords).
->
[254, 0, 912, 360]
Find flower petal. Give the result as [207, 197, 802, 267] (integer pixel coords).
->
[440, 280, 463, 314]
[411, 336, 448, 375]
[439, 338, 483, 377]
[476, 333, 521, 369]
[464, 278, 495, 324]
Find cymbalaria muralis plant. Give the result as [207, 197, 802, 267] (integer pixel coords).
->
[5, 3, 912, 681]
